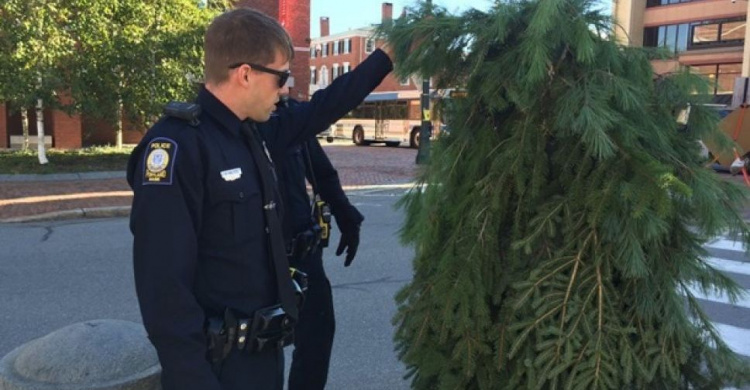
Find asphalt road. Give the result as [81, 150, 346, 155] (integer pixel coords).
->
[3, 187, 750, 389]
[0, 191, 413, 390]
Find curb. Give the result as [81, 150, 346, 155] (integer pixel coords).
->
[0, 206, 131, 223]
[0, 171, 125, 182]
[0, 183, 417, 224]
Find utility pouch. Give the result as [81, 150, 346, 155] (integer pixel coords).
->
[248, 304, 295, 352]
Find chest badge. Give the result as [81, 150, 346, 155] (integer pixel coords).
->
[221, 167, 242, 182]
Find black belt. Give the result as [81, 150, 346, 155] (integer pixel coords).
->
[206, 305, 295, 374]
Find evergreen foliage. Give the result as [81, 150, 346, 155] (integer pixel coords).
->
[384, 0, 750, 388]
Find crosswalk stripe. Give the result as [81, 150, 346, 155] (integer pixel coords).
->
[714, 323, 750, 357]
[700, 243, 750, 359]
[705, 257, 750, 276]
[706, 238, 747, 252]
[684, 284, 750, 310]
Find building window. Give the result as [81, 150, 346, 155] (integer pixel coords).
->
[322, 43, 328, 57]
[333, 64, 339, 79]
[691, 19, 745, 48]
[343, 62, 351, 73]
[310, 47, 316, 59]
[333, 40, 339, 55]
[644, 18, 744, 53]
[345, 39, 352, 54]
[310, 67, 317, 85]
[320, 66, 329, 86]
[365, 38, 375, 53]
[691, 63, 742, 95]
[644, 23, 690, 54]
[646, 0, 696, 7]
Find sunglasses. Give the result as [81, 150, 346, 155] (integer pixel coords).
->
[229, 62, 291, 88]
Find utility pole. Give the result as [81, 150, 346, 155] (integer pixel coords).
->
[415, 0, 432, 165]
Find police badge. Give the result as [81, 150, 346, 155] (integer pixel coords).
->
[143, 137, 178, 185]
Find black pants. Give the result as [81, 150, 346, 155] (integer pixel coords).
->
[218, 348, 284, 390]
[288, 246, 336, 390]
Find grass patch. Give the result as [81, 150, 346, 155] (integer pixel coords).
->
[0, 146, 134, 174]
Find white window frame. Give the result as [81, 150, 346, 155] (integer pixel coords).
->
[310, 66, 317, 85]
[320, 65, 329, 86]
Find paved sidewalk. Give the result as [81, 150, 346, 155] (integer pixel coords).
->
[0, 143, 420, 222]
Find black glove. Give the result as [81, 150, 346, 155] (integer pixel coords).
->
[334, 205, 364, 267]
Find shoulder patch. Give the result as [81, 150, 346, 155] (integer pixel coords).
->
[142, 137, 178, 185]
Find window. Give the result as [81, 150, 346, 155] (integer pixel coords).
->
[399, 76, 410, 86]
[310, 47, 316, 59]
[310, 67, 317, 85]
[320, 66, 328, 86]
[691, 63, 742, 95]
[365, 38, 375, 53]
[333, 64, 339, 79]
[345, 39, 352, 54]
[643, 18, 744, 53]
[322, 43, 328, 57]
[343, 62, 351, 73]
[333, 40, 339, 55]
[691, 19, 745, 47]
[646, 0, 696, 7]
[643, 23, 690, 54]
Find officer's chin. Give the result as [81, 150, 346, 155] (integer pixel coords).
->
[249, 112, 272, 123]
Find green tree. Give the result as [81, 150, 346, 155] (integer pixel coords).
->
[0, 0, 75, 161]
[63, 0, 229, 148]
[385, 0, 750, 388]
[0, 0, 228, 152]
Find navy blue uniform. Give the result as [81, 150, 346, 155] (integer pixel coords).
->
[127, 49, 392, 390]
[270, 128, 363, 389]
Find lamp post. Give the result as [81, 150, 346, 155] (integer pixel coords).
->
[415, 0, 432, 165]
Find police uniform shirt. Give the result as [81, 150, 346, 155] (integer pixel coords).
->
[127, 49, 393, 390]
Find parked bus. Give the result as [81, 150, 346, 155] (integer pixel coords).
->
[331, 90, 441, 148]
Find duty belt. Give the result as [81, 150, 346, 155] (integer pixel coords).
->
[206, 305, 296, 375]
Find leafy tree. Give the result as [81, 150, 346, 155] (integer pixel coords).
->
[0, 0, 229, 152]
[63, 0, 229, 148]
[0, 0, 75, 161]
[384, 0, 750, 388]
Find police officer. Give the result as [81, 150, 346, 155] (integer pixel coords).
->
[127, 7, 393, 390]
[268, 98, 363, 390]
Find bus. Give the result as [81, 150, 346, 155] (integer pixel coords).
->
[331, 90, 441, 148]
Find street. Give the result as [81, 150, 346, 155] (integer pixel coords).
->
[0, 190, 413, 389]
[2, 188, 750, 389]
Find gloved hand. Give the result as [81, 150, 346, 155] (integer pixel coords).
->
[334, 205, 364, 267]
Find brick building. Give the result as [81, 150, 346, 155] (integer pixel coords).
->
[614, 0, 749, 103]
[0, 0, 311, 149]
[309, 2, 417, 98]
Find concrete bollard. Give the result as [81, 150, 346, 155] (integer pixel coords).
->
[0, 319, 161, 390]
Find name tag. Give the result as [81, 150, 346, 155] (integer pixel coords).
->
[221, 168, 242, 182]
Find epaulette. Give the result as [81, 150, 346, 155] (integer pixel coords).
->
[163, 101, 201, 127]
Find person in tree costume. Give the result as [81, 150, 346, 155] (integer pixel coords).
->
[383, 0, 750, 388]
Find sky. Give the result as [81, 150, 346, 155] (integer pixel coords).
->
[310, 0, 490, 37]
[309, 0, 613, 38]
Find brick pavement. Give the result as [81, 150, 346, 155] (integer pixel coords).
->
[0, 143, 419, 221]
